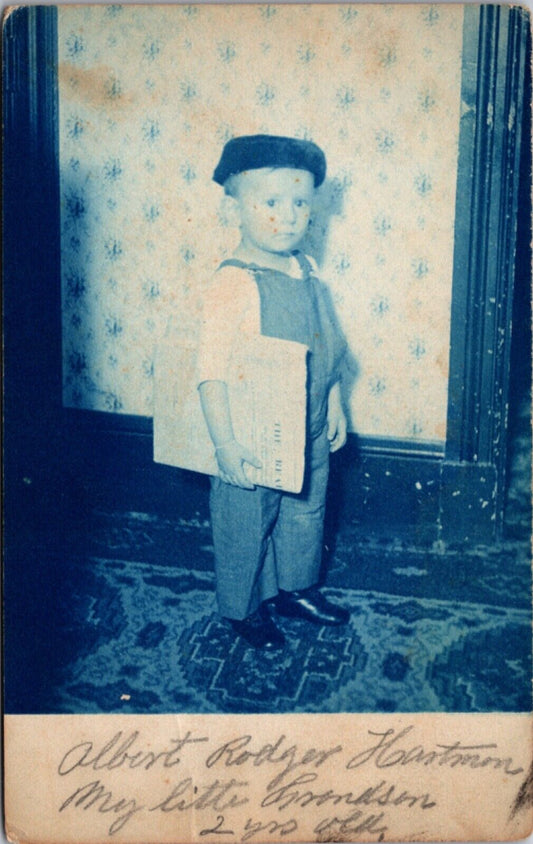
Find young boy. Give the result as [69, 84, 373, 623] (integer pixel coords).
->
[197, 134, 349, 649]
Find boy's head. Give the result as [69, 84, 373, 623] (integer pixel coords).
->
[214, 135, 326, 257]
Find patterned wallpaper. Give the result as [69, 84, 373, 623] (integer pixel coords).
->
[58, 3, 464, 442]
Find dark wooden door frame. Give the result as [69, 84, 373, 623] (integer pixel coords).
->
[442, 4, 530, 541]
[3, 6, 63, 545]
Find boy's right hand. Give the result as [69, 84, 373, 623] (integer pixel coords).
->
[215, 440, 262, 489]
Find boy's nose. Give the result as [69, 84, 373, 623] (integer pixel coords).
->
[281, 202, 297, 224]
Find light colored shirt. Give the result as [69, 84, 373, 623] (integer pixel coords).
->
[197, 256, 316, 385]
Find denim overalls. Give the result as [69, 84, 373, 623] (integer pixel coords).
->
[210, 253, 345, 620]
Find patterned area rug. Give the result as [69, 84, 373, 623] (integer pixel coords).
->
[39, 505, 530, 714]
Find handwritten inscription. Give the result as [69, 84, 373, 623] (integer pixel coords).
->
[59, 779, 143, 835]
[55, 725, 525, 840]
[261, 772, 436, 812]
[206, 734, 343, 789]
[242, 817, 298, 841]
[200, 815, 235, 837]
[58, 730, 209, 775]
[346, 726, 525, 774]
[150, 778, 249, 814]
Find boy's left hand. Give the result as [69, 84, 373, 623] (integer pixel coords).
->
[327, 381, 347, 452]
[327, 408, 347, 452]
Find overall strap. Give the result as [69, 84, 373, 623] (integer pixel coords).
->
[218, 252, 314, 279]
[217, 258, 256, 271]
[292, 251, 314, 279]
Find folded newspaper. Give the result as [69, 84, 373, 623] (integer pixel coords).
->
[153, 334, 308, 493]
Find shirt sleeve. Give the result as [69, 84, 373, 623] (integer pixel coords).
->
[196, 265, 260, 385]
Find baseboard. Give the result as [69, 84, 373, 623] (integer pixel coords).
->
[59, 408, 502, 547]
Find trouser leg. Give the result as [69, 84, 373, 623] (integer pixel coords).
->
[272, 429, 330, 592]
[209, 477, 281, 620]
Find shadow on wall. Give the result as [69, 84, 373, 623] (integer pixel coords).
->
[60, 164, 135, 414]
[306, 173, 350, 267]
[305, 175, 360, 426]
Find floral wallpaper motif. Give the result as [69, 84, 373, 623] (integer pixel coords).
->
[58, 4, 464, 441]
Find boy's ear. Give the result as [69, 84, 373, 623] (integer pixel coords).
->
[220, 194, 241, 229]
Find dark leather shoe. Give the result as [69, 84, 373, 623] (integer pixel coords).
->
[228, 607, 285, 649]
[274, 588, 349, 626]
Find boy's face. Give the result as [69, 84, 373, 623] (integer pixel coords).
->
[233, 167, 315, 257]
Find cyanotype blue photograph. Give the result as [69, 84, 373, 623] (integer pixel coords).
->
[3, 3, 532, 716]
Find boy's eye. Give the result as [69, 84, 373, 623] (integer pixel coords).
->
[295, 199, 307, 208]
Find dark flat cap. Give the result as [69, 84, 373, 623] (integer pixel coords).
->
[213, 134, 326, 187]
